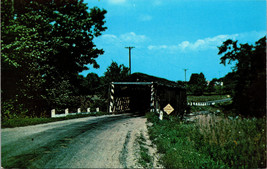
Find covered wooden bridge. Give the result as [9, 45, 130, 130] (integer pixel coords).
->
[108, 73, 187, 116]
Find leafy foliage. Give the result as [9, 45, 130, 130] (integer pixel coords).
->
[1, 0, 107, 118]
[218, 36, 266, 117]
[188, 73, 207, 95]
[103, 61, 130, 83]
[75, 73, 102, 95]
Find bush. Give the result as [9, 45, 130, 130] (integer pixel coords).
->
[1, 100, 29, 120]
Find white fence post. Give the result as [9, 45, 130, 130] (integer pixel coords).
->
[159, 110, 163, 120]
[65, 108, 69, 115]
[96, 107, 99, 112]
[87, 108, 90, 113]
[51, 109, 56, 118]
[77, 108, 81, 113]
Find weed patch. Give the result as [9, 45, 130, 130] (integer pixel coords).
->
[146, 111, 266, 168]
[192, 114, 266, 168]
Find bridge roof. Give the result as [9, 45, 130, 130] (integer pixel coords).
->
[113, 73, 185, 89]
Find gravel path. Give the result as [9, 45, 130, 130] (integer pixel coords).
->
[2, 113, 160, 168]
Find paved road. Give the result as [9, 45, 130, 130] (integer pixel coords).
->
[2, 113, 148, 168]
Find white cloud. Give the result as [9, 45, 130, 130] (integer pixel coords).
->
[99, 32, 148, 45]
[148, 31, 266, 53]
[101, 34, 118, 41]
[108, 0, 126, 4]
[120, 32, 147, 43]
[178, 41, 190, 50]
[148, 33, 240, 52]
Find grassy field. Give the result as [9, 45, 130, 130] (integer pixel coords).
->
[146, 111, 266, 168]
[1, 111, 108, 128]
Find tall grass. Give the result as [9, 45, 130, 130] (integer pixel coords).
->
[192, 114, 266, 168]
[146, 112, 266, 168]
[146, 112, 226, 168]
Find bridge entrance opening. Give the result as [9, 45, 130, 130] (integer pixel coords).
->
[109, 82, 152, 114]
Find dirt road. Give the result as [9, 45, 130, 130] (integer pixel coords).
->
[2, 113, 160, 168]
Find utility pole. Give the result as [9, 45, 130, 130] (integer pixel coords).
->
[125, 46, 135, 75]
[183, 69, 188, 82]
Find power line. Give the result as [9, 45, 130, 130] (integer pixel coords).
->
[125, 46, 135, 75]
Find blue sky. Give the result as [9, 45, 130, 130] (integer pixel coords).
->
[81, 0, 266, 81]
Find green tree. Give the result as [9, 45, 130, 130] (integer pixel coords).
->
[221, 72, 237, 95]
[218, 36, 266, 117]
[207, 78, 216, 93]
[188, 73, 207, 95]
[76, 73, 101, 95]
[103, 61, 130, 83]
[1, 0, 50, 117]
[1, 0, 107, 117]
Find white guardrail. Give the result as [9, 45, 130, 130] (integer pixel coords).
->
[187, 102, 215, 106]
[187, 98, 232, 106]
[51, 107, 100, 118]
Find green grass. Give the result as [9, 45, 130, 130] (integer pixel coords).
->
[146, 111, 266, 168]
[137, 133, 153, 168]
[1, 111, 108, 128]
[187, 95, 229, 102]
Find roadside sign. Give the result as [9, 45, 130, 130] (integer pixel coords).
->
[163, 104, 174, 115]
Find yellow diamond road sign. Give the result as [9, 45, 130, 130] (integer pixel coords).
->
[163, 104, 174, 115]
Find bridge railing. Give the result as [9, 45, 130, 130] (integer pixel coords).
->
[187, 98, 232, 106]
[51, 107, 100, 118]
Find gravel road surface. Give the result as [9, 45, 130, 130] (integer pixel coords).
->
[2, 113, 160, 168]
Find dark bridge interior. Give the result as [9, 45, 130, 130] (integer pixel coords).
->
[113, 84, 151, 114]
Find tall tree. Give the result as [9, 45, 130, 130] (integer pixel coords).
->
[218, 36, 266, 117]
[76, 73, 101, 95]
[188, 73, 207, 95]
[1, 0, 107, 117]
[104, 61, 130, 83]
